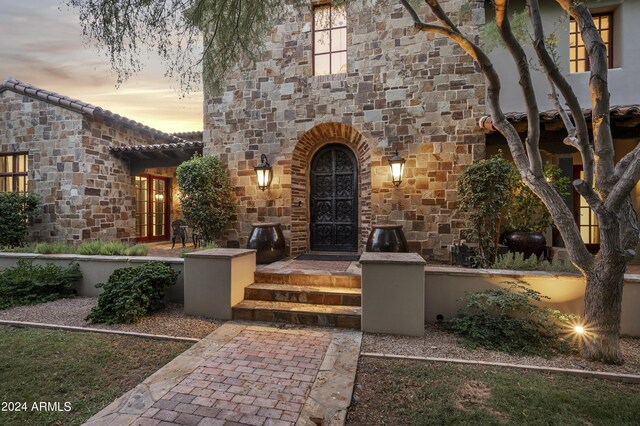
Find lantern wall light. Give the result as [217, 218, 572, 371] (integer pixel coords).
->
[388, 149, 406, 187]
[254, 154, 273, 191]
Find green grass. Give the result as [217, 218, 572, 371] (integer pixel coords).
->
[0, 326, 191, 426]
[2, 241, 148, 256]
[347, 358, 640, 426]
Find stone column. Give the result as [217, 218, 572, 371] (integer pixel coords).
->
[360, 252, 426, 336]
[184, 248, 256, 319]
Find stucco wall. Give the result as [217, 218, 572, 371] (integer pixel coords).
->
[204, 0, 487, 260]
[425, 266, 640, 337]
[0, 253, 185, 303]
[488, 0, 640, 112]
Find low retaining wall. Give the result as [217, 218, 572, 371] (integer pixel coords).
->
[425, 266, 640, 337]
[0, 253, 185, 303]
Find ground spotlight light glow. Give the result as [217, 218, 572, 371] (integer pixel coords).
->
[574, 325, 585, 334]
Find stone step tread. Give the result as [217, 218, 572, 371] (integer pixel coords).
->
[254, 271, 361, 288]
[232, 300, 361, 316]
[248, 283, 361, 295]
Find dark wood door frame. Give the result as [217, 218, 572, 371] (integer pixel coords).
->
[135, 173, 171, 243]
[310, 144, 358, 252]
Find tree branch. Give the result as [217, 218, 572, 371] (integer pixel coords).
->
[606, 150, 640, 212]
[494, 0, 542, 178]
[554, 0, 616, 196]
[403, 0, 593, 270]
[614, 142, 640, 179]
[529, 0, 594, 187]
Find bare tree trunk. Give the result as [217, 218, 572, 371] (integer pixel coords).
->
[582, 256, 626, 364]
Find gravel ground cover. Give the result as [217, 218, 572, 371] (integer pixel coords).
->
[0, 297, 223, 339]
[362, 324, 640, 375]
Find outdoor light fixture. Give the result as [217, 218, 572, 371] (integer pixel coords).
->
[388, 149, 406, 187]
[155, 193, 164, 202]
[254, 154, 273, 191]
[574, 325, 585, 335]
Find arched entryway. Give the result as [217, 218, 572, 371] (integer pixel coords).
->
[290, 122, 371, 255]
[310, 144, 358, 252]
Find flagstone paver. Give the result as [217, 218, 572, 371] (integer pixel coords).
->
[84, 323, 361, 426]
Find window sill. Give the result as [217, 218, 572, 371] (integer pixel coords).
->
[309, 73, 348, 84]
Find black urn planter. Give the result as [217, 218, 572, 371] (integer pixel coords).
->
[246, 222, 286, 264]
[501, 231, 547, 260]
[366, 224, 409, 253]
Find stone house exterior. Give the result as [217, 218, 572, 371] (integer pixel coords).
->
[205, 0, 486, 260]
[0, 79, 202, 244]
[1, 0, 638, 261]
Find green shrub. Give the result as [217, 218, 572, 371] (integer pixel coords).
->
[33, 242, 75, 254]
[446, 280, 579, 356]
[77, 240, 148, 256]
[458, 153, 515, 267]
[124, 244, 149, 256]
[86, 261, 178, 324]
[0, 260, 81, 309]
[177, 155, 234, 243]
[0, 192, 39, 248]
[493, 252, 579, 273]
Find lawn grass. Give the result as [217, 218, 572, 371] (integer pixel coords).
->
[0, 326, 191, 426]
[347, 357, 640, 426]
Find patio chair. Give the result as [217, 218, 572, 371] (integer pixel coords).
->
[171, 220, 187, 249]
[191, 227, 200, 248]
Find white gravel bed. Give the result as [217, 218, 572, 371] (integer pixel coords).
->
[0, 297, 223, 339]
[362, 323, 640, 375]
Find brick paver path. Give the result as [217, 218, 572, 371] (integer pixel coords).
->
[137, 330, 331, 426]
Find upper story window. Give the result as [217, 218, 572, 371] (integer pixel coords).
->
[570, 13, 613, 73]
[313, 3, 347, 76]
[0, 153, 29, 193]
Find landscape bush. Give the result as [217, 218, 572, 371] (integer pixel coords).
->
[493, 252, 579, 273]
[446, 280, 579, 356]
[86, 261, 178, 324]
[0, 192, 39, 248]
[77, 240, 148, 256]
[0, 260, 81, 309]
[177, 155, 234, 244]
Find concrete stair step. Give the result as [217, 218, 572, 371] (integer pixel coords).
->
[245, 283, 361, 306]
[232, 300, 361, 329]
[254, 271, 361, 289]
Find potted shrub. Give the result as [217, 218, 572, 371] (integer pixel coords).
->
[502, 163, 570, 259]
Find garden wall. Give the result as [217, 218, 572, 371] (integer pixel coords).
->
[0, 253, 184, 303]
[425, 266, 640, 337]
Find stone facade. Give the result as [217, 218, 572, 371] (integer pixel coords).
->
[0, 88, 179, 243]
[204, 0, 486, 260]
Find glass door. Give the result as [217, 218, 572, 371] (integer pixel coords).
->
[135, 175, 169, 241]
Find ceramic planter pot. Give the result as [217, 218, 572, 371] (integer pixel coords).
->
[501, 231, 547, 260]
[247, 222, 286, 264]
[366, 224, 409, 253]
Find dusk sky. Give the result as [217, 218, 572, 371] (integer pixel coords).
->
[0, 0, 203, 133]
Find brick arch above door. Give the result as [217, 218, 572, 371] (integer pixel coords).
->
[290, 122, 372, 255]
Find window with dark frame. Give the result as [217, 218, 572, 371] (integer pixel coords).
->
[570, 13, 613, 73]
[0, 153, 28, 193]
[313, 3, 347, 76]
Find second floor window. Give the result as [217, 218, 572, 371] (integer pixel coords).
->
[0, 153, 29, 193]
[570, 13, 613, 73]
[313, 4, 347, 76]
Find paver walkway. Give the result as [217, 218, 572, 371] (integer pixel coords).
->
[85, 323, 361, 426]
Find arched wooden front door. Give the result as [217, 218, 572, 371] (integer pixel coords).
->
[310, 144, 358, 252]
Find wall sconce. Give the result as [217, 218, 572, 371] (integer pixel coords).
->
[388, 149, 406, 187]
[155, 193, 164, 202]
[254, 154, 273, 191]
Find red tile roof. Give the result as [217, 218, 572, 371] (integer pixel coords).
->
[0, 77, 200, 144]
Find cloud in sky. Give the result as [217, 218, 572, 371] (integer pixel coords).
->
[0, 0, 203, 133]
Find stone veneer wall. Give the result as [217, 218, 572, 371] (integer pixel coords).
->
[204, 0, 486, 260]
[0, 89, 175, 243]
